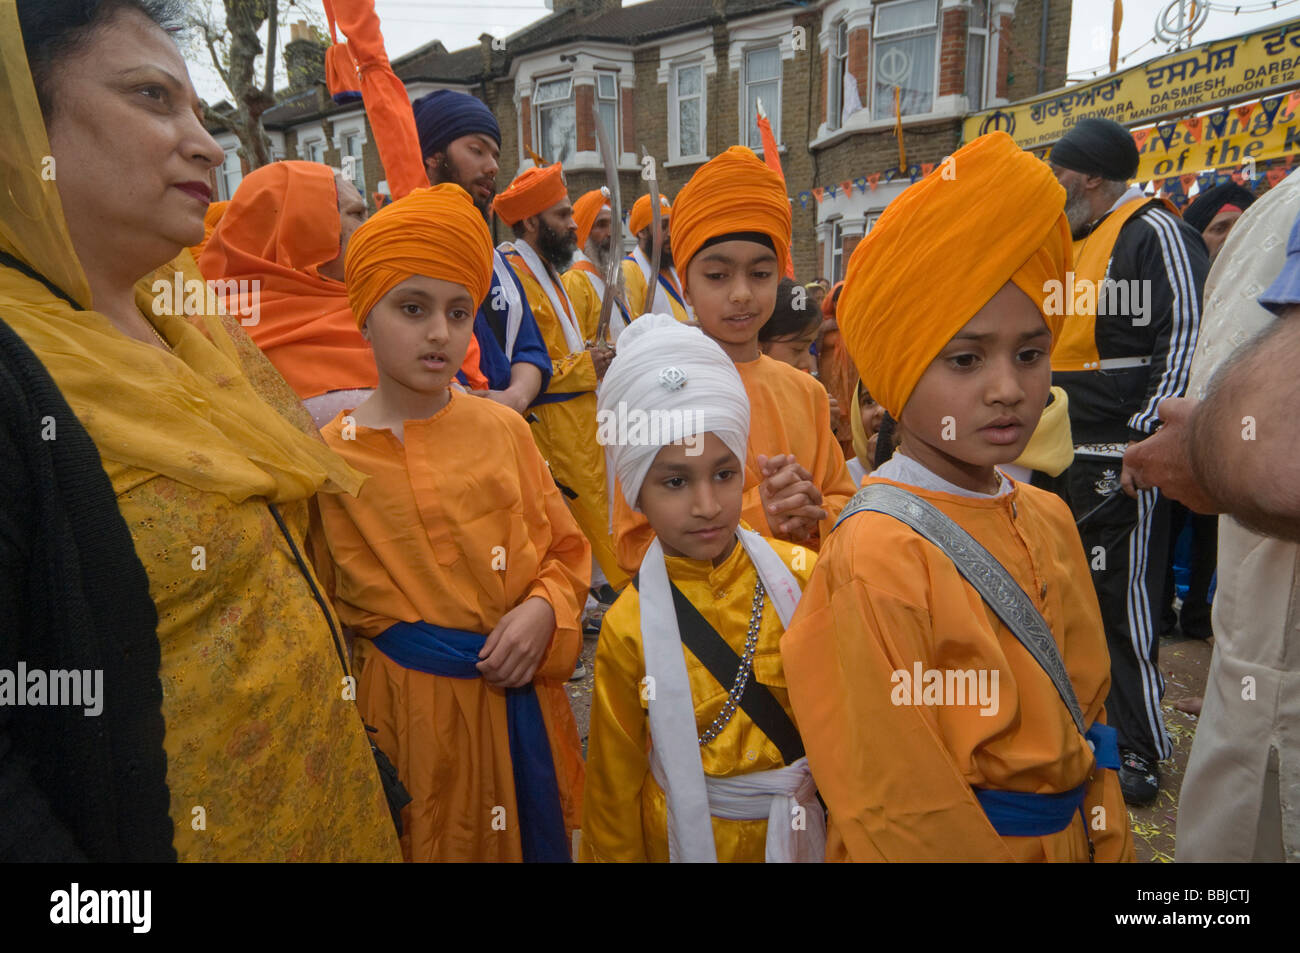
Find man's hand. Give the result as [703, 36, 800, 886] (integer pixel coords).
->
[828, 394, 845, 440]
[587, 345, 615, 380]
[477, 596, 556, 688]
[1123, 398, 1220, 513]
[757, 453, 826, 542]
[475, 388, 531, 416]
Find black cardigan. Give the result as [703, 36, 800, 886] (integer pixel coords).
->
[0, 315, 174, 861]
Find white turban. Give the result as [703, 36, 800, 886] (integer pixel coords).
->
[596, 314, 750, 510]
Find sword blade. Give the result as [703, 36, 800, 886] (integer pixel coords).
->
[592, 105, 623, 348]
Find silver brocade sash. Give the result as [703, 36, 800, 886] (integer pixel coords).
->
[832, 482, 1087, 732]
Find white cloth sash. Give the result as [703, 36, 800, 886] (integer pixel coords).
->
[639, 526, 818, 862]
[499, 240, 584, 353]
[572, 251, 628, 343]
[632, 245, 690, 320]
[490, 249, 524, 359]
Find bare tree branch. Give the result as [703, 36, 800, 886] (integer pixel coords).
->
[199, 21, 231, 91]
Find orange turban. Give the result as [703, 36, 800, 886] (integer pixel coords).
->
[628, 193, 671, 237]
[838, 132, 1072, 419]
[671, 146, 791, 291]
[492, 163, 568, 225]
[573, 188, 610, 247]
[187, 200, 229, 262]
[344, 183, 494, 328]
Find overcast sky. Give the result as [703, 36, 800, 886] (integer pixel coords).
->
[186, 0, 1299, 105]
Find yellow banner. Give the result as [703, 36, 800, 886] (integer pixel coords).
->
[1132, 97, 1300, 179]
[964, 16, 1300, 149]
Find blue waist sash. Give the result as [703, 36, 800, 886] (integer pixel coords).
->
[371, 621, 570, 863]
[530, 389, 585, 407]
[973, 722, 1121, 838]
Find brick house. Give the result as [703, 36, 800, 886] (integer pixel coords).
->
[212, 0, 1069, 282]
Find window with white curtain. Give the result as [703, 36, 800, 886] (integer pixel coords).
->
[303, 138, 324, 164]
[967, 0, 991, 111]
[673, 62, 705, 159]
[743, 45, 781, 151]
[343, 131, 366, 197]
[218, 149, 242, 201]
[596, 71, 620, 147]
[829, 20, 849, 131]
[534, 75, 576, 164]
[830, 219, 845, 283]
[872, 0, 939, 120]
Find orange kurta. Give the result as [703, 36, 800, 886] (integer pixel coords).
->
[780, 476, 1135, 862]
[613, 353, 856, 574]
[316, 390, 591, 861]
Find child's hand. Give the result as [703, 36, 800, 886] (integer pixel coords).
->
[828, 394, 843, 436]
[757, 454, 827, 541]
[477, 596, 556, 688]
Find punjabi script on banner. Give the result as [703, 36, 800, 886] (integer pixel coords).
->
[963, 16, 1300, 150]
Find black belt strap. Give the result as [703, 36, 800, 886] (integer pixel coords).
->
[633, 574, 804, 765]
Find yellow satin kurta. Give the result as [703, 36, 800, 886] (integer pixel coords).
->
[780, 476, 1135, 862]
[505, 252, 629, 590]
[613, 353, 856, 574]
[620, 258, 690, 323]
[316, 390, 592, 861]
[561, 267, 601, 339]
[581, 533, 817, 862]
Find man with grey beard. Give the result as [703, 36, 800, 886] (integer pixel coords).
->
[563, 188, 632, 345]
[1044, 117, 1209, 808]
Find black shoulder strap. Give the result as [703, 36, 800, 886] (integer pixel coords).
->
[0, 250, 84, 310]
[633, 573, 804, 765]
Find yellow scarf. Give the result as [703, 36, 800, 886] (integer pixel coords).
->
[0, 2, 360, 503]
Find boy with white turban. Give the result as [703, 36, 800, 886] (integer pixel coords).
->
[580, 315, 824, 863]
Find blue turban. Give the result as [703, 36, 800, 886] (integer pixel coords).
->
[412, 90, 501, 159]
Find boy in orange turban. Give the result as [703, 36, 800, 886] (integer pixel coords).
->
[495, 165, 630, 594]
[313, 184, 590, 861]
[779, 132, 1134, 862]
[620, 193, 691, 322]
[611, 146, 856, 574]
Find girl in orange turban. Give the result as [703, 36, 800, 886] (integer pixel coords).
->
[315, 183, 591, 861]
[780, 132, 1135, 862]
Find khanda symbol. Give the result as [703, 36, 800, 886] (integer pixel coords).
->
[980, 110, 1015, 136]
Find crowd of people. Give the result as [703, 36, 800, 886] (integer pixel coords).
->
[3, 0, 1297, 863]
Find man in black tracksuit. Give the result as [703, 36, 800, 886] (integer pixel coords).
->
[1046, 119, 1209, 806]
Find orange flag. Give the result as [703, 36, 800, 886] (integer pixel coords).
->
[1183, 116, 1203, 143]
[868, 172, 881, 191]
[323, 0, 428, 200]
[1235, 102, 1256, 130]
[1132, 127, 1152, 151]
[757, 107, 796, 278]
[1109, 1, 1123, 74]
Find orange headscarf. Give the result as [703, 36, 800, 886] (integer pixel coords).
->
[838, 132, 1071, 419]
[670, 146, 791, 291]
[345, 184, 494, 329]
[628, 193, 671, 237]
[492, 163, 568, 226]
[199, 162, 380, 400]
[187, 199, 229, 262]
[573, 188, 610, 247]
